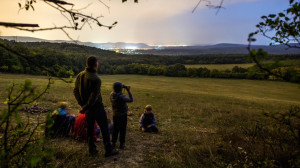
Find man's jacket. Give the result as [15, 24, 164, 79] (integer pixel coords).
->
[74, 68, 103, 112]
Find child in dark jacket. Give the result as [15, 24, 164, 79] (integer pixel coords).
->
[48, 102, 75, 137]
[139, 105, 158, 133]
[110, 82, 133, 149]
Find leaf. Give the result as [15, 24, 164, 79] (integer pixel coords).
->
[46, 113, 54, 125]
[30, 157, 40, 167]
[285, 17, 290, 21]
[14, 111, 21, 124]
[261, 16, 267, 19]
[4, 98, 9, 104]
[0, 109, 9, 122]
[268, 14, 276, 18]
[278, 13, 285, 17]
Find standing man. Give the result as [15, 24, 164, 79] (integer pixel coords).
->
[74, 56, 118, 157]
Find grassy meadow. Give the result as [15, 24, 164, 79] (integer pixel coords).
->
[185, 59, 300, 70]
[0, 73, 300, 167]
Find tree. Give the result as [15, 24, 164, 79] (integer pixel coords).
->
[0, 0, 138, 41]
[248, 0, 300, 82]
[0, 1, 137, 166]
[0, 79, 54, 168]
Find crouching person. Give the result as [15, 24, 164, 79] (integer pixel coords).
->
[110, 82, 133, 149]
[139, 105, 158, 133]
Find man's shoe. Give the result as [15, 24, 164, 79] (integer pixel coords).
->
[120, 143, 125, 149]
[104, 149, 119, 157]
[112, 142, 116, 149]
[89, 148, 99, 156]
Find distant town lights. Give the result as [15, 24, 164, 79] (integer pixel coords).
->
[125, 46, 138, 50]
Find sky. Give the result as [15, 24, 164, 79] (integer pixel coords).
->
[0, 0, 291, 45]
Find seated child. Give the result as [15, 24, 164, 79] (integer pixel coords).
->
[139, 105, 158, 133]
[72, 112, 101, 142]
[48, 102, 75, 137]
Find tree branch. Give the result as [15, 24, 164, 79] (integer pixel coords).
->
[10, 120, 42, 159]
[0, 22, 39, 28]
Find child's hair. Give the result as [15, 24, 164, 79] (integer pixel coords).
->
[57, 102, 68, 110]
[144, 105, 152, 112]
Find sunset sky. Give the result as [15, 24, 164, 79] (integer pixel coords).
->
[0, 0, 290, 45]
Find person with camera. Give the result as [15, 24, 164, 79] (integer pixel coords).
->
[110, 82, 133, 149]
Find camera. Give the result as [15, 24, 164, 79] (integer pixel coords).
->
[122, 85, 130, 90]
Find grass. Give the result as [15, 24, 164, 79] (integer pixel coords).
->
[0, 73, 300, 167]
[184, 59, 300, 70]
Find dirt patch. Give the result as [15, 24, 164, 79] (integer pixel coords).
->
[100, 128, 163, 168]
[48, 126, 164, 168]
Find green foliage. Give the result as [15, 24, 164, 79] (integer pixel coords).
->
[0, 65, 8, 72]
[216, 106, 300, 167]
[0, 40, 299, 82]
[256, 1, 300, 46]
[248, 0, 300, 82]
[0, 79, 53, 168]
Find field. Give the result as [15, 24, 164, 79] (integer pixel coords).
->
[184, 59, 300, 70]
[1, 73, 300, 167]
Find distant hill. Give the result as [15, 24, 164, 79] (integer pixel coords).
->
[1, 36, 300, 55]
[0, 36, 151, 50]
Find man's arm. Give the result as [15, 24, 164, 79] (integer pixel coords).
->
[74, 74, 83, 106]
[151, 114, 156, 127]
[120, 92, 133, 102]
[82, 78, 101, 111]
[139, 114, 145, 128]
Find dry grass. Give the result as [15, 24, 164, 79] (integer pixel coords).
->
[0, 73, 299, 167]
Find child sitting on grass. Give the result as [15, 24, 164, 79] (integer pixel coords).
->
[139, 105, 158, 133]
[48, 102, 75, 137]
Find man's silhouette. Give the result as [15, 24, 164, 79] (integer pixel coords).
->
[74, 56, 118, 156]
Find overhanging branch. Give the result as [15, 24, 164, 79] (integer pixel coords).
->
[0, 22, 39, 28]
